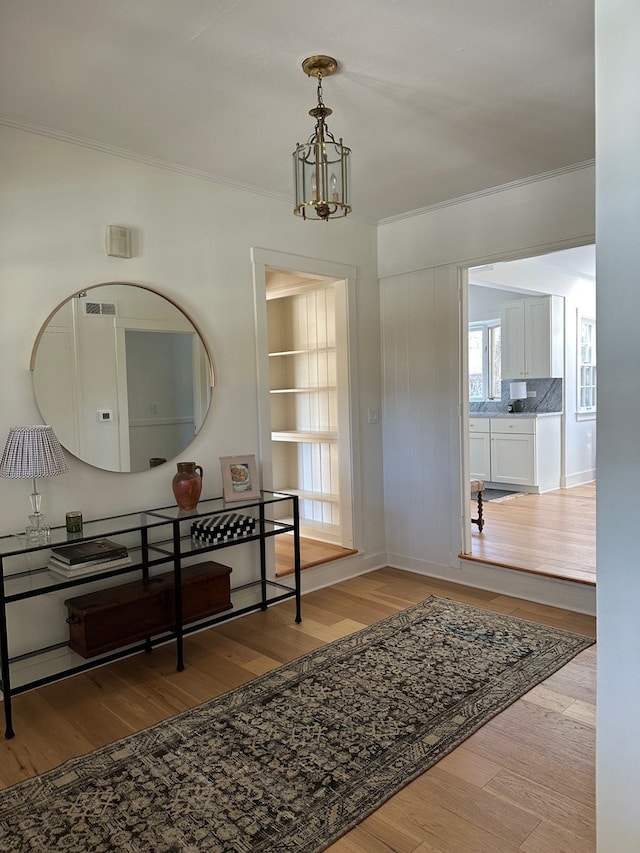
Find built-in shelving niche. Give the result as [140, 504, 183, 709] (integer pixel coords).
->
[266, 272, 352, 547]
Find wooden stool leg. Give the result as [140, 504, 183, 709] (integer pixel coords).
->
[470, 480, 485, 532]
[476, 489, 484, 532]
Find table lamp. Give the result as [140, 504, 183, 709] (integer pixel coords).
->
[509, 381, 528, 412]
[0, 425, 69, 544]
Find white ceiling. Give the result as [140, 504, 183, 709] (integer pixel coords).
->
[0, 1, 594, 223]
[471, 244, 596, 292]
[529, 244, 595, 280]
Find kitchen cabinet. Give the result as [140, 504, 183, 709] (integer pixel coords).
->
[469, 415, 561, 492]
[469, 418, 491, 481]
[501, 296, 564, 380]
[490, 419, 536, 486]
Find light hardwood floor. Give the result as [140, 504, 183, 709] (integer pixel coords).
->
[0, 567, 595, 853]
[468, 483, 596, 585]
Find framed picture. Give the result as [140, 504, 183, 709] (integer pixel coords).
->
[220, 454, 261, 502]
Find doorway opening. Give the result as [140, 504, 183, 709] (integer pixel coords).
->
[252, 249, 358, 575]
[461, 245, 596, 584]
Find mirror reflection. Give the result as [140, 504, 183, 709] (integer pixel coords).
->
[31, 283, 213, 473]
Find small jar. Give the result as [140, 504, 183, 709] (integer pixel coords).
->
[65, 511, 83, 534]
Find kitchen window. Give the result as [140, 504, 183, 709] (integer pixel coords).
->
[469, 321, 501, 401]
[578, 316, 596, 413]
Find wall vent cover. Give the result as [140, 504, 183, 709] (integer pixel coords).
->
[84, 301, 117, 316]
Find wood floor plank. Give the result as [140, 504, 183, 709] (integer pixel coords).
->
[0, 567, 596, 853]
[329, 812, 425, 853]
[564, 698, 596, 727]
[525, 684, 576, 714]
[378, 784, 524, 853]
[519, 819, 593, 853]
[484, 767, 595, 842]
[436, 745, 502, 787]
[469, 483, 596, 584]
[464, 723, 594, 809]
[411, 766, 541, 846]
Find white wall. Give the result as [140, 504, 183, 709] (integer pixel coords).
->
[378, 165, 595, 278]
[381, 265, 461, 572]
[468, 285, 521, 322]
[595, 0, 640, 848]
[0, 123, 385, 651]
[379, 165, 596, 616]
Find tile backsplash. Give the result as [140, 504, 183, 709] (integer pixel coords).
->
[469, 377, 563, 414]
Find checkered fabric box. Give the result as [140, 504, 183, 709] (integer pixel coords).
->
[191, 512, 256, 545]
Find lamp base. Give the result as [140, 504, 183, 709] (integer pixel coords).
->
[26, 512, 51, 545]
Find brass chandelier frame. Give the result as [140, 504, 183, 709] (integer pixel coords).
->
[293, 55, 351, 221]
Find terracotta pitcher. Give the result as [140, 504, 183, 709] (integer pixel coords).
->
[172, 462, 203, 511]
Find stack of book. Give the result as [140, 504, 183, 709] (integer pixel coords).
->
[48, 538, 130, 579]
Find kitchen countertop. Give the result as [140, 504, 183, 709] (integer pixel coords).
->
[469, 412, 562, 418]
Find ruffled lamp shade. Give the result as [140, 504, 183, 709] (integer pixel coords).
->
[0, 425, 69, 543]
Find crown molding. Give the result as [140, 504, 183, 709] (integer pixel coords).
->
[0, 114, 288, 198]
[0, 114, 376, 225]
[378, 160, 596, 226]
[1, 114, 587, 227]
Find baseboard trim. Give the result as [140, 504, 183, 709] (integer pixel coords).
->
[561, 471, 596, 488]
[385, 552, 596, 616]
[272, 548, 596, 616]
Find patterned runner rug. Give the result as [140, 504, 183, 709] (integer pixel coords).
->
[0, 596, 593, 852]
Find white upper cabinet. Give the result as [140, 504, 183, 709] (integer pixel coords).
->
[501, 295, 564, 380]
[501, 301, 526, 379]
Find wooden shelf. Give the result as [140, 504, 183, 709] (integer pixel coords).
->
[271, 430, 338, 443]
[270, 386, 336, 394]
[267, 283, 348, 545]
[274, 488, 339, 503]
[268, 347, 335, 357]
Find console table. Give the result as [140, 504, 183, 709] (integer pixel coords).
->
[0, 491, 301, 738]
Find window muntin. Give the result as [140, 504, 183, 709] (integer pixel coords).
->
[578, 316, 596, 413]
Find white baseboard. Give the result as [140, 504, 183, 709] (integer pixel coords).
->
[385, 552, 596, 616]
[561, 470, 596, 488]
[277, 547, 596, 616]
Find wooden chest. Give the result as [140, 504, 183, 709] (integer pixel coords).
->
[64, 561, 232, 658]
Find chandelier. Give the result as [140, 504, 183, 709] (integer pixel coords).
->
[293, 55, 351, 221]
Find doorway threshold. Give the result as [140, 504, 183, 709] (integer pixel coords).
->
[276, 536, 357, 577]
[459, 552, 596, 587]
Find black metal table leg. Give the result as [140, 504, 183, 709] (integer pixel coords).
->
[293, 496, 302, 623]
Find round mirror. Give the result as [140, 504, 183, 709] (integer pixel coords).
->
[31, 283, 214, 473]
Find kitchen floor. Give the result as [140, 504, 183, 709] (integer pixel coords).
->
[466, 482, 595, 585]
